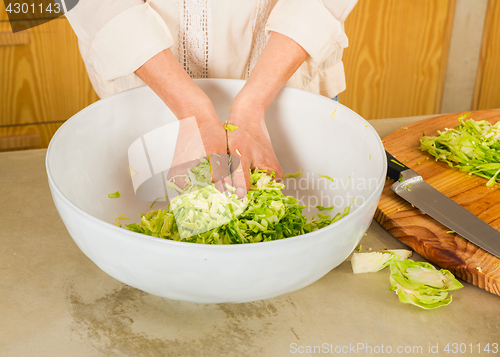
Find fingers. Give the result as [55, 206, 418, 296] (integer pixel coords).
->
[274, 165, 284, 182]
[252, 155, 284, 182]
[230, 155, 249, 199]
[209, 153, 232, 194]
[264, 162, 283, 183]
[167, 158, 202, 192]
[171, 114, 234, 194]
[167, 154, 233, 196]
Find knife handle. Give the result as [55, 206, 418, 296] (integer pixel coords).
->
[386, 150, 410, 181]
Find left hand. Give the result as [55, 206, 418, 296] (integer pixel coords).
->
[227, 99, 283, 198]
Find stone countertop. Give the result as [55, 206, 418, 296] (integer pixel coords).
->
[1, 115, 499, 357]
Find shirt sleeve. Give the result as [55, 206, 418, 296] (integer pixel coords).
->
[266, 0, 358, 67]
[63, 0, 173, 83]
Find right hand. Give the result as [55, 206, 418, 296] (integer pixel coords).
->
[134, 50, 231, 193]
[167, 100, 231, 194]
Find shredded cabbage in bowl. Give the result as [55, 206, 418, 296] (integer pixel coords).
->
[123, 160, 350, 244]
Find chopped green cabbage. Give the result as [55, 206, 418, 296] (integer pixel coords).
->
[224, 123, 239, 131]
[318, 174, 334, 182]
[316, 205, 334, 211]
[389, 259, 463, 310]
[283, 170, 303, 178]
[420, 113, 500, 186]
[124, 161, 350, 244]
[351, 249, 412, 274]
[108, 191, 120, 198]
[150, 195, 168, 208]
[114, 213, 129, 227]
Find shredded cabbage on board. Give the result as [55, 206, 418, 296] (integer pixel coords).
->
[123, 160, 350, 244]
[420, 112, 500, 187]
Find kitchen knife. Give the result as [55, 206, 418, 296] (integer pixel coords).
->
[385, 150, 500, 259]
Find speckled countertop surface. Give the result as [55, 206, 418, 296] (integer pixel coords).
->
[1, 115, 499, 357]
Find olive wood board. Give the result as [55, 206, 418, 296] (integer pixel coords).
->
[375, 110, 500, 296]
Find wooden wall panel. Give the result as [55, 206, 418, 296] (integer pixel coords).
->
[0, 30, 30, 45]
[0, 122, 63, 149]
[0, 132, 40, 151]
[474, 0, 500, 110]
[339, 0, 455, 119]
[0, 18, 99, 128]
[0, 1, 8, 22]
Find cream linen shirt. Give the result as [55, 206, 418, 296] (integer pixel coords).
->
[63, 0, 358, 99]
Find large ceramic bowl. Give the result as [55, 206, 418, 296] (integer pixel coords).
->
[46, 79, 386, 303]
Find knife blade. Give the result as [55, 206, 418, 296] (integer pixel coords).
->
[385, 150, 500, 259]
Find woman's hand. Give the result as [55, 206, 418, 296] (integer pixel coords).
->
[226, 32, 307, 197]
[168, 101, 231, 194]
[135, 31, 308, 198]
[227, 99, 283, 198]
[136, 50, 231, 193]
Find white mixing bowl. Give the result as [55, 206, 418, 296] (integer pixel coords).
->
[46, 79, 386, 303]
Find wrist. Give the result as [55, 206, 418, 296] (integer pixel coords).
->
[174, 94, 213, 120]
[135, 49, 216, 122]
[228, 99, 267, 130]
[232, 87, 269, 116]
[232, 32, 307, 114]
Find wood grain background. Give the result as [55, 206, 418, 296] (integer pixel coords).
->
[0, 122, 63, 149]
[0, 17, 98, 149]
[474, 0, 500, 110]
[339, 0, 455, 119]
[0, 1, 8, 22]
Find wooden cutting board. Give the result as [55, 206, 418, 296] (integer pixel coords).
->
[375, 110, 500, 296]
